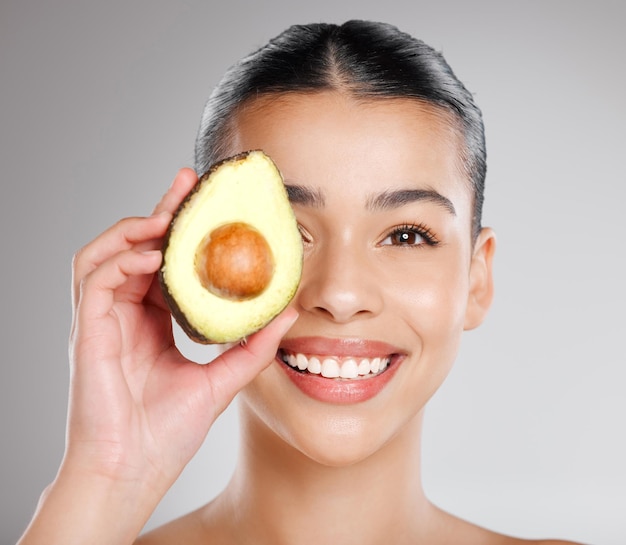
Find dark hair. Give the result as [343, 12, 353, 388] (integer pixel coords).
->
[195, 20, 486, 238]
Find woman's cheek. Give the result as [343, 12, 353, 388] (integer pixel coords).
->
[398, 267, 469, 342]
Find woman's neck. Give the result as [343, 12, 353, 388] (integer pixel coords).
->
[204, 406, 435, 545]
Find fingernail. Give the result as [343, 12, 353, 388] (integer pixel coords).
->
[276, 308, 299, 334]
[141, 249, 162, 258]
[151, 210, 171, 221]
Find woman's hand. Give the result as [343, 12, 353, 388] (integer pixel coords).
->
[19, 168, 297, 545]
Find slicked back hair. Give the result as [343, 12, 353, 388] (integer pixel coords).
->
[195, 20, 486, 239]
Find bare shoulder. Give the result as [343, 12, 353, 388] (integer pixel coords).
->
[531, 541, 587, 545]
[499, 534, 587, 545]
[487, 531, 587, 545]
[134, 509, 207, 545]
[430, 505, 587, 545]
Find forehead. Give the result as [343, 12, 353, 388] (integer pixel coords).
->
[228, 91, 472, 215]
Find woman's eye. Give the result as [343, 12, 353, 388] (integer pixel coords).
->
[382, 229, 424, 246]
[297, 223, 313, 244]
[380, 224, 438, 247]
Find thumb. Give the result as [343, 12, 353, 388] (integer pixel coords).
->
[203, 308, 298, 417]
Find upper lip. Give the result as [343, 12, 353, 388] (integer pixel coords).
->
[279, 336, 405, 358]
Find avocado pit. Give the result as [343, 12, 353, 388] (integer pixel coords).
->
[196, 222, 274, 300]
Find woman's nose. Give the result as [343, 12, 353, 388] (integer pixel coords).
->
[296, 241, 384, 323]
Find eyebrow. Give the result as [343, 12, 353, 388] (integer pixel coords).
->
[285, 184, 325, 208]
[366, 188, 456, 215]
[284, 184, 456, 216]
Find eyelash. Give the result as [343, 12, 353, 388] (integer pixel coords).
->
[297, 223, 313, 245]
[296, 222, 440, 248]
[382, 223, 440, 247]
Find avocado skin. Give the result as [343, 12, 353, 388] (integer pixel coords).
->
[159, 152, 252, 344]
[158, 150, 302, 344]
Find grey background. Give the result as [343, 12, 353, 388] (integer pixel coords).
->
[1, 1, 624, 543]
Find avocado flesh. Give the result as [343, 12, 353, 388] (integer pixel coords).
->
[160, 150, 303, 343]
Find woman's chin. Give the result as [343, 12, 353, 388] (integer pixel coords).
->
[272, 408, 411, 469]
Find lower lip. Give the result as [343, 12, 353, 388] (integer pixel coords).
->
[278, 356, 401, 405]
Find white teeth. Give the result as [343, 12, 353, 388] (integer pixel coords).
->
[308, 357, 322, 375]
[340, 358, 359, 379]
[371, 357, 381, 373]
[282, 352, 391, 379]
[357, 358, 371, 375]
[296, 353, 308, 371]
[321, 358, 340, 378]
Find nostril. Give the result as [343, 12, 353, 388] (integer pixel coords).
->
[309, 303, 375, 323]
[312, 306, 335, 318]
[296, 251, 384, 322]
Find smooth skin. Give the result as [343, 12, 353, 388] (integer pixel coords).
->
[19, 92, 584, 545]
[138, 93, 583, 544]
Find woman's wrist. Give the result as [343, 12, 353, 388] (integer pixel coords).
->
[18, 464, 163, 545]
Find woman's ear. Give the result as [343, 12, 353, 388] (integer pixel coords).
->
[464, 227, 496, 330]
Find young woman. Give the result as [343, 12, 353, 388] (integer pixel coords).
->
[18, 21, 584, 545]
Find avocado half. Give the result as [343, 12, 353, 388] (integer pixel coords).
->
[159, 150, 303, 344]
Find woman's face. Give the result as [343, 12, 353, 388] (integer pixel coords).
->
[227, 91, 494, 466]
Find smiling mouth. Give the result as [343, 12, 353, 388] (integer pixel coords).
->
[278, 349, 392, 379]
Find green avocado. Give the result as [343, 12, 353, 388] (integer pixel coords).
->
[159, 150, 303, 343]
